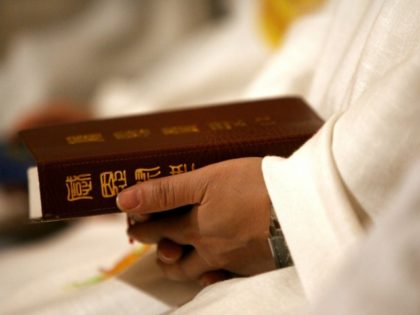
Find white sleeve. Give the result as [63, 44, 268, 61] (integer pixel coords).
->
[312, 164, 420, 315]
[262, 51, 420, 300]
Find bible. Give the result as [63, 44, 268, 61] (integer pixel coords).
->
[20, 97, 323, 221]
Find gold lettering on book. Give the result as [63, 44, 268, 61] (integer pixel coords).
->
[113, 129, 151, 140]
[65, 174, 93, 201]
[66, 133, 104, 145]
[169, 163, 195, 176]
[100, 170, 128, 198]
[208, 120, 247, 131]
[255, 115, 276, 126]
[161, 124, 200, 135]
[135, 166, 161, 182]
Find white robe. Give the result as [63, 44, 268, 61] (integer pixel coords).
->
[172, 0, 420, 313]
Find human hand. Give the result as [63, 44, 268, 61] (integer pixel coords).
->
[117, 157, 275, 283]
[156, 238, 231, 286]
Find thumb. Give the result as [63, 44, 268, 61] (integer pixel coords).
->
[116, 169, 207, 214]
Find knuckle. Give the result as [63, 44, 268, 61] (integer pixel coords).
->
[204, 252, 227, 269]
[185, 228, 201, 247]
[130, 228, 153, 244]
[194, 236, 213, 254]
[178, 262, 194, 280]
[137, 234, 155, 244]
[152, 180, 175, 210]
[159, 260, 186, 281]
[192, 176, 208, 204]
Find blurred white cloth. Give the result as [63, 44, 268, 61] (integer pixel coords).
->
[262, 0, 420, 298]
[92, 0, 270, 117]
[0, 0, 219, 135]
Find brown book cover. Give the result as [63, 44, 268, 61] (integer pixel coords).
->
[20, 97, 323, 221]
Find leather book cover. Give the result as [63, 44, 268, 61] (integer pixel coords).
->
[20, 97, 323, 221]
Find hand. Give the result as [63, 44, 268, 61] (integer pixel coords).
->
[157, 238, 231, 286]
[117, 157, 275, 282]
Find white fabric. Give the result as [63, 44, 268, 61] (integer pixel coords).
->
[313, 163, 420, 315]
[173, 0, 420, 313]
[173, 268, 305, 315]
[262, 0, 420, 299]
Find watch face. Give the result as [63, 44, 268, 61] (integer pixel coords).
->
[268, 207, 293, 268]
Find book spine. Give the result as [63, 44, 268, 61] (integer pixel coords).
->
[37, 138, 307, 220]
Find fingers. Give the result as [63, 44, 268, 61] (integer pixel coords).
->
[157, 240, 231, 285]
[198, 271, 231, 287]
[157, 239, 183, 264]
[158, 250, 212, 281]
[117, 169, 207, 214]
[127, 212, 150, 224]
[127, 211, 197, 245]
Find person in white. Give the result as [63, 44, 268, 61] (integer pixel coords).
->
[116, 0, 420, 313]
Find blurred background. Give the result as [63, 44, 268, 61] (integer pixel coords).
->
[0, 0, 323, 243]
[0, 0, 265, 133]
[0, 0, 262, 243]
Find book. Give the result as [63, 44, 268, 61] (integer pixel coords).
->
[20, 97, 323, 221]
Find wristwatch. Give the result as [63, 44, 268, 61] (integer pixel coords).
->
[268, 206, 293, 268]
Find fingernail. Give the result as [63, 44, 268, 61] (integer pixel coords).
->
[116, 187, 139, 211]
[157, 249, 173, 264]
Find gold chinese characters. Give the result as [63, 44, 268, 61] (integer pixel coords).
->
[255, 115, 276, 126]
[65, 174, 93, 201]
[100, 171, 128, 198]
[169, 163, 195, 175]
[65, 163, 196, 202]
[65, 118, 272, 145]
[113, 129, 151, 140]
[208, 120, 247, 131]
[66, 133, 104, 145]
[135, 166, 162, 182]
[161, 124, 200, 135]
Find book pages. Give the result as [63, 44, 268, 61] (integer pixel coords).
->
[28, 167, 41, 219]
[0, 216, 200, 315]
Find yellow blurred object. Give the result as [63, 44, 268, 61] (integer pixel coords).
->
[259, 0, 325, 47]
[71, 244, 152, 288]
